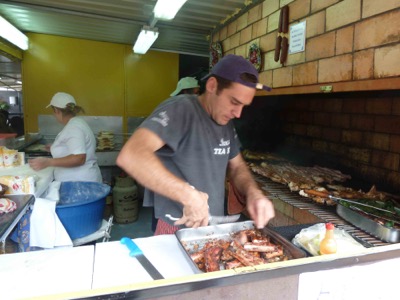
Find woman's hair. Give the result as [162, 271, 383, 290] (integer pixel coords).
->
[53, 102, 85, 116]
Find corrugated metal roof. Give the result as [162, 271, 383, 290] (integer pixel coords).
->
[0, 0, 263, 90]
[0, 0, 261, 56]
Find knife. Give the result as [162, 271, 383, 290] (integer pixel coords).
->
[120, 237, 164, 280]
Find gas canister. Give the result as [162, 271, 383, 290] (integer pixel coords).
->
[112, 174, 138, 223]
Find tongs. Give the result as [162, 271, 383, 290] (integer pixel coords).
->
[349, 206, 400, 225]
[165, 213, 241, 225]
[328, 195, 397, 215]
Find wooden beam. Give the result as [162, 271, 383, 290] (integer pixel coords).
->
[256, 77, 400, 97]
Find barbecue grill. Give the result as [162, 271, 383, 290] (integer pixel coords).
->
[254, 174, 390, 248]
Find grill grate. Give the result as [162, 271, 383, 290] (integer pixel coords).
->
[255, 175, 389, 248]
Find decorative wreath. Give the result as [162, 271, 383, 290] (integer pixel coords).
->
[209, 42, 223, 69]
[248, 43, 262, 72]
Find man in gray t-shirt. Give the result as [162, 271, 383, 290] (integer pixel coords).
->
[117, 54, 275, 234]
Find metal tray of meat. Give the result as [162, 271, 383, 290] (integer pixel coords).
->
[175, 221, 307, 274]
[336, 204, 400, 243]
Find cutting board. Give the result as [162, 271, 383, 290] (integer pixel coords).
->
[0, 245, 94, 299]
[92, 235, 196, 289]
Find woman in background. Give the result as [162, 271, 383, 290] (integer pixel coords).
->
[12, 92, 102, 252]
[29, 92, 101, 182]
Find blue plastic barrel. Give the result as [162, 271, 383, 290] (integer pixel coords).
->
[55, 181, 111, 240]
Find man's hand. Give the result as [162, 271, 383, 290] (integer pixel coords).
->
[174, 188, 210, 228]
[246, 196, 275, 229]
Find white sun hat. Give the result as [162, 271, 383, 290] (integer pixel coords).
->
[46, 92, 76, 108]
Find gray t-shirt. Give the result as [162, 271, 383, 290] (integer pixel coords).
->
[140, 94, 241, 225]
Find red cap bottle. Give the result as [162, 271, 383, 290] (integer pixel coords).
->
[320, 223, 337, 255]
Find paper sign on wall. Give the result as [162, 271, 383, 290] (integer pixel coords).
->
[289, 21, 306, 54]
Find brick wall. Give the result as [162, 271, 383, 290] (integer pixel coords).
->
[211, 0, 400, 93]
[213, 1, 400, 194]
[279, 90, 400, 193]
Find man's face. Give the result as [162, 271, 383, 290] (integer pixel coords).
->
[209, 80, 256, 125]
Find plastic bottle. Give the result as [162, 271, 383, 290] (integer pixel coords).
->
[319, 223, 337, 255]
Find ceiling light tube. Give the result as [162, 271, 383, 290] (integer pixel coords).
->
[133, 26, 159, 54]
[0, 16, 29, 50]
[154, 0, 187, 20]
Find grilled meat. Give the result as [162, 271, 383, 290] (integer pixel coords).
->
[204, 246, 223, 272]
[188, 229, 289, 272]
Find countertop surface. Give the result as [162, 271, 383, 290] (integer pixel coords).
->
[1, 226, 400, 299]
[0, 164, 54, 198]
[0, 235, 195, 299]
[0, 245, 94, 299]
[92, 235, 196, 289]
[13, 133, 43, 151]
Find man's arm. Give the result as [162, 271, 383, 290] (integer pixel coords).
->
[116, 128, 209, 228]
[227, 153, 275, 228]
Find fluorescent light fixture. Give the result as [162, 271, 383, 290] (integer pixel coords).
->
[154, 0, 187, 20]
[0, 16, 28, 50]
[133, 26, 159, 54]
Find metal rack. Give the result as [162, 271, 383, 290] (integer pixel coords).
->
[72, 216, 114, 246]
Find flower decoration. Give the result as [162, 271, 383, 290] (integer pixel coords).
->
[209, 42, 223, 69]
[248, 43, 262, 72]
[0, 100, 10, 111]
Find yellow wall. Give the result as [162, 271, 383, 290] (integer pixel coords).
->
[125, 50, 178, 116]
[22, 33, 179, 132]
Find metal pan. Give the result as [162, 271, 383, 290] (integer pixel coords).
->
[329, 195, 398, 216]
[336, 203, 400, 243]
[175, 221, 306, 273]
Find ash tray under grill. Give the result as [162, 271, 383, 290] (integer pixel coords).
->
[175, 221, 306, 274]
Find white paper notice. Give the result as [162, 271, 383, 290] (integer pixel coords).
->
[289, 21, 306, 54]
[298, 257, 400, 299]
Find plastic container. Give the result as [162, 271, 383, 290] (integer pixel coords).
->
[319, 223, 337, 255]
[113, 175, 138, 223]
[56, 181, 111, 240]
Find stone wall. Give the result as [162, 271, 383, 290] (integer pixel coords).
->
[211, 0, 399, 94]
